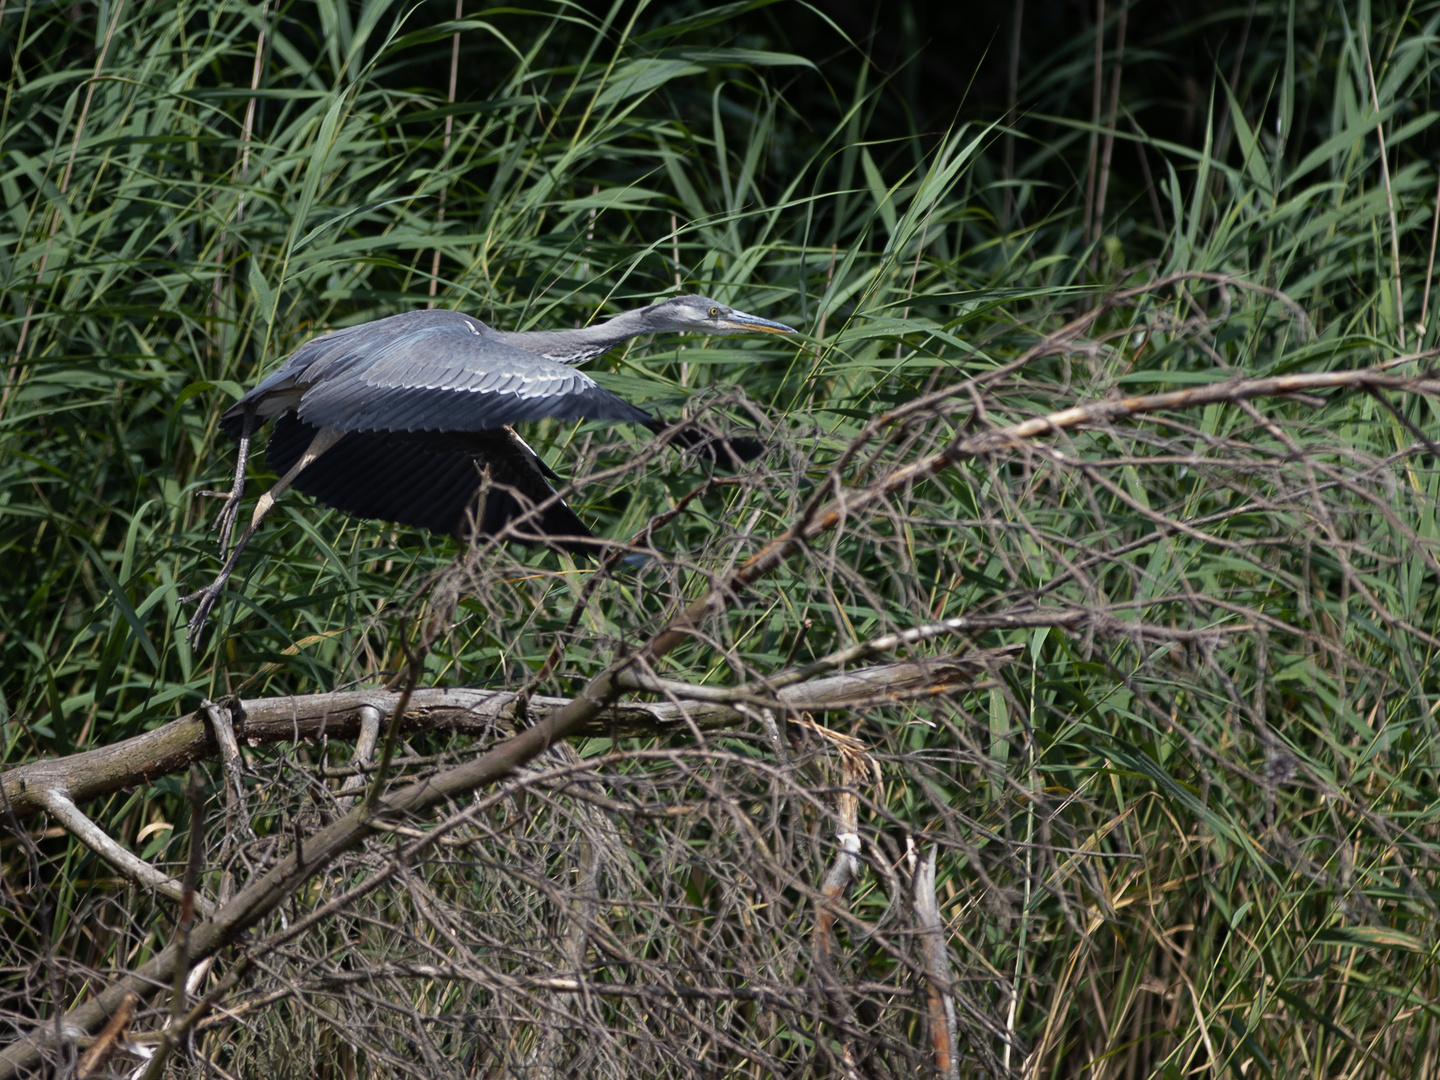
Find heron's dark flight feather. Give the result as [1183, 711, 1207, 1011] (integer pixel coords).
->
[265, 413, 597, 550]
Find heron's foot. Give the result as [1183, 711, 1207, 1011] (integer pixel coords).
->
[196, 489, 244, 556]
[654, 419, 766, 471]
[181, 577, 226, 648]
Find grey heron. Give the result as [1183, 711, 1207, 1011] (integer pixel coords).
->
[184, 295, 796, 642]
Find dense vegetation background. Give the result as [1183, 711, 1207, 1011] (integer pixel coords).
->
[2, 0, 1440, 1076]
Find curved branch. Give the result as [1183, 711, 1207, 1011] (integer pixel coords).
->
[35, 790, 215, 917]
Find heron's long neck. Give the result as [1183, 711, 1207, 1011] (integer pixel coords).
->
[490, 307, 653, 366]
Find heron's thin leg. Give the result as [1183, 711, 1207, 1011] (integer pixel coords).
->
[197, 405, 256, 557]
[185, 426, 344, 645]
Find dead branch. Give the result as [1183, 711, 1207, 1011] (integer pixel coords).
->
[74, 993, 137, 1080]
[33, 788, 216, 917]
[0, 657, 990, 824]
[912, 846, 960, 1080]
[812, 732, 877, 1076]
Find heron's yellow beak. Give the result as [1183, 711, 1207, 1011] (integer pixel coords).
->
[719, 309, 797, 335]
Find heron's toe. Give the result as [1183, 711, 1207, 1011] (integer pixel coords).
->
[182, 581, 225, 646]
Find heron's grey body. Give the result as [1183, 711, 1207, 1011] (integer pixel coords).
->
[224, 308, 654, 437]
[186, 295, 795, 642]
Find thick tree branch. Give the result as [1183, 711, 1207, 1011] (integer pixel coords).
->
[0, 658, 987, 824]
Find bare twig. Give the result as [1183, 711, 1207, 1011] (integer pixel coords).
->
[202, 700, 245, 809]
[366, 622, 427, 812]
[337, 704, 383, 808]
[617, 644, 1019, 703]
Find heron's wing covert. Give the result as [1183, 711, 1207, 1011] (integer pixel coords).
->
[265, 412, 601, 551]
[230, 309, 651, 435]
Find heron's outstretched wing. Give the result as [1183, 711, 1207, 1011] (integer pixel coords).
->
[265, 413, 600, 551]
[222, 309, 652, 438]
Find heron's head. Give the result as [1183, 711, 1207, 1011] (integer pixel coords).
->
[640, 295, 796, 337]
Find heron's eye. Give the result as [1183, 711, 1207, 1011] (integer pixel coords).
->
[709, 306, 719, 317]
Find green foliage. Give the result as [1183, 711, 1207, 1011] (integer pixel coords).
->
[2, 0, 1440, 1077]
